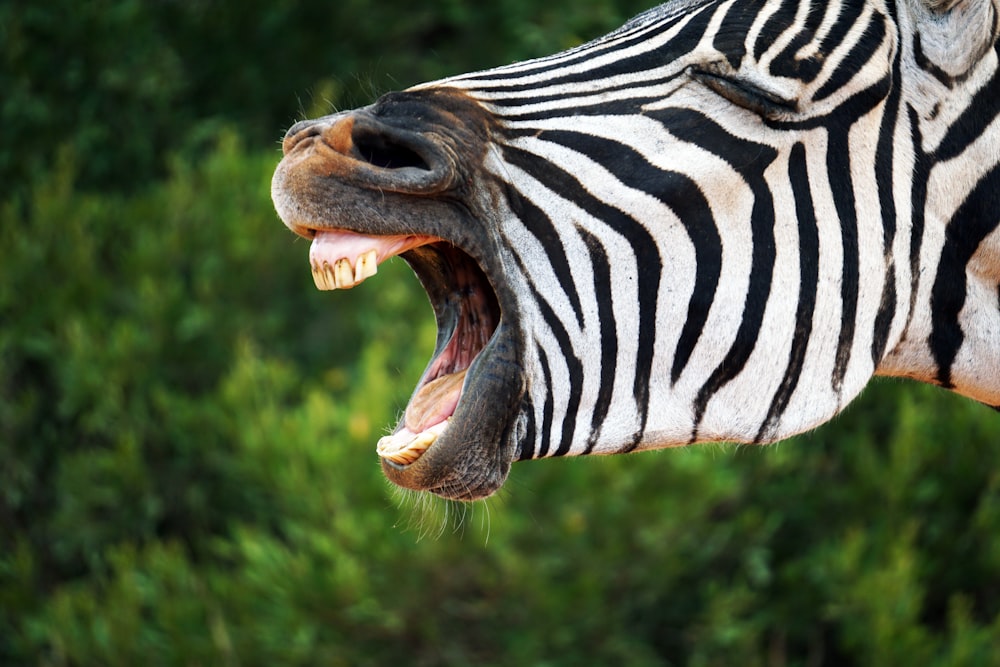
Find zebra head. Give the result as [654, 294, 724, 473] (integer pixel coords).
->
[272, 0, 1000, 500]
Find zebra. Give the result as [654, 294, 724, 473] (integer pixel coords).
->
[271, 0, 1000, 500]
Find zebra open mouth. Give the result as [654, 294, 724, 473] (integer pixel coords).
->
[273, 89, 525, 498]
[307, 228, 502, 469]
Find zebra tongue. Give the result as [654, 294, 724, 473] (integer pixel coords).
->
[376, 371, 465, 466]
[405, 369, 468, 433]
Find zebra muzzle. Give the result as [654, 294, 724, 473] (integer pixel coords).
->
[272, 89, 522, 498]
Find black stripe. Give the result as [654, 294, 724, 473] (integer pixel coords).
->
[501, 178, 586, 329]
[712, 0, 750, 68]
[654, 108, 778, 174]
[827, 129, 859, 396]
[485, 74, 684, 109]
[870, 42, 904, 365]
[495, 96, 667, 122]
[929, 163, 1000, 388]
[534, 345, 556, 457]
[548, 308, 585, 456]
[872, 266, 898, 365]
[579, 227, 618, 453]
[501, 136, 660, 444]
[768, 1, 827, 82]
[753, 0, 798, 62]
[756, 142, 819, 441]
[815, 0, 856, 58]
[933, 43, 1000, 163]
[905, 105, 930, 336]
[516, 395, 537, 460]
[913, 32, 955, 88]
[812, 12, 887, 103]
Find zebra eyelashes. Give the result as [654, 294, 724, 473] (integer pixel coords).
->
[687, 63, 799, 119]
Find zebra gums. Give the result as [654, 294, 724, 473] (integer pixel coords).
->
[272, 0, 1000, 500]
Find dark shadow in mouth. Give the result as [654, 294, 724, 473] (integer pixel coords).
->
[412, 244, 500, 377]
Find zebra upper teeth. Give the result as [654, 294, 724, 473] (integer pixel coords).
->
[354, 249, 378, 283]
[308, 231, 439, 291]
[310, 249, 379, 290]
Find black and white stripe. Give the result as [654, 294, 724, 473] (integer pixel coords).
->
[410, 0, 999, 459]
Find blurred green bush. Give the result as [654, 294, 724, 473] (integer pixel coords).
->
[3, 1, 1000, 666]
[0, 0, 649, 197]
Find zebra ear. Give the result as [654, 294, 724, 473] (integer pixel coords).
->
[913, 0, 999, 81]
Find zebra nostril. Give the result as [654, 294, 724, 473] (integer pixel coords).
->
[277, 110, 454, 194]
[351, 127, 432, 171]
[342, 114, 454, 194]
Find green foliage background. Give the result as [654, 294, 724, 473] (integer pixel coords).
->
[2, 1, 999, 665]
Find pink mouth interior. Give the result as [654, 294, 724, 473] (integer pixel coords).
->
[309, 229, 489, 438]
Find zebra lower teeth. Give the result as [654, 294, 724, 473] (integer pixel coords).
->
[376, 418, 452, 467]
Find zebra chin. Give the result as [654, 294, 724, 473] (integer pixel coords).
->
[271, 91, 526, 500]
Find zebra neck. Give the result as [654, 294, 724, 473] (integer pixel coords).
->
[877, 35, 1000, 407]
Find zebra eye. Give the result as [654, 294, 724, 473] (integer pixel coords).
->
[689, 66, 797, 118]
